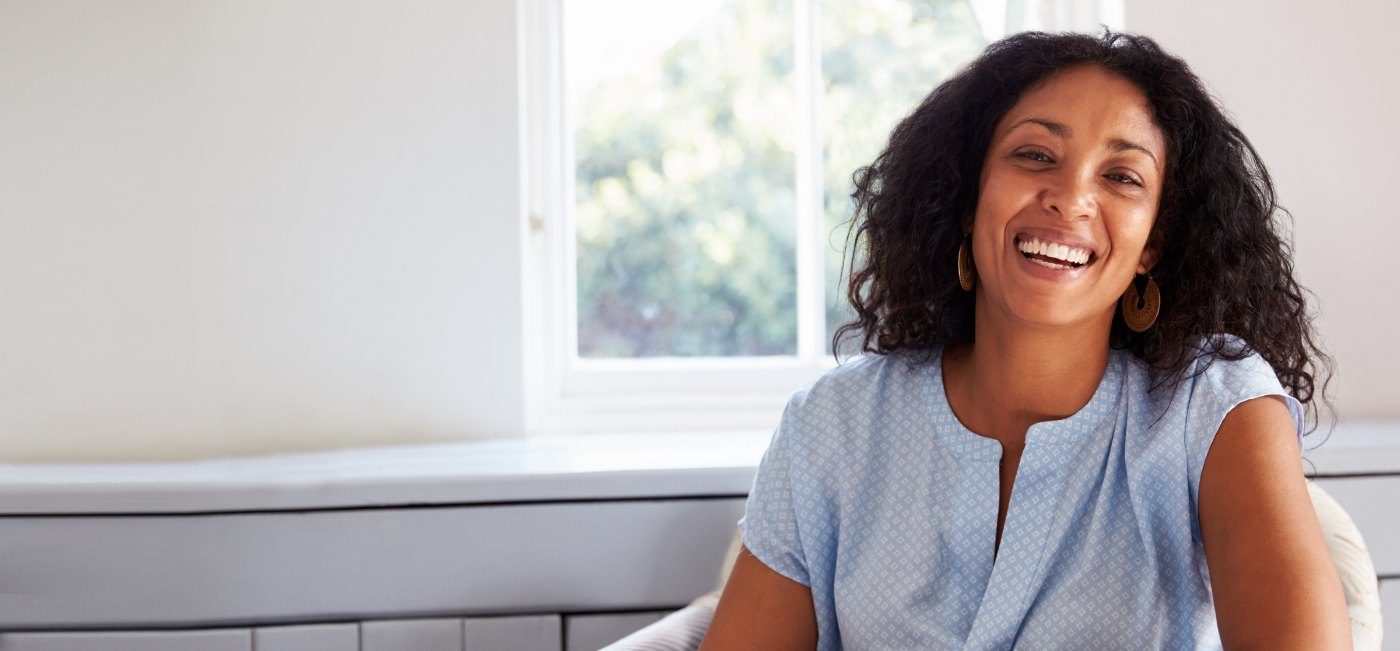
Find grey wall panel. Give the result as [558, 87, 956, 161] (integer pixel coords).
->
[0, 498, 743, 628]
[462, 615, 560, 651]
[565, 611, 672, 651]
[361, 619, 462, 651]
[0, 629, 249, 650]
[1312, 477, 1400, 575]
[252, 623, 357, 651]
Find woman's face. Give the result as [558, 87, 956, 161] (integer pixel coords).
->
[970, 63, 1166, 333]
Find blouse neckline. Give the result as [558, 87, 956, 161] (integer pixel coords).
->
[925, 343, 1127, 462]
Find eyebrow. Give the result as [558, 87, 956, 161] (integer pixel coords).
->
[1109, 138, 1160, 167]
[1005, 118, 1160, 167]
[1007, 118, 1070, 138]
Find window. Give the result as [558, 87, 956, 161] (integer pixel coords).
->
[525, 0, 1122, 435]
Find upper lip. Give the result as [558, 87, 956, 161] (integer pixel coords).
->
[1013, 227, 1099, 260]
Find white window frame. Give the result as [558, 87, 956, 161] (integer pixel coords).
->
[522, 0, 1123, 436]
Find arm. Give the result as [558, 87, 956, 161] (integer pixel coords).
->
[1198, 395, 1351, 649]
[698, 544, 818, 651]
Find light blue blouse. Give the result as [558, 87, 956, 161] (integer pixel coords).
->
[737, 335, 1305, 650]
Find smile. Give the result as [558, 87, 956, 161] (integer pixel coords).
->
[1014, 235, 1095, 269]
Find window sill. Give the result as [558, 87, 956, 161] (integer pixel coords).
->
[3, 422, 1397, 516]
[0, 430, 772, 515]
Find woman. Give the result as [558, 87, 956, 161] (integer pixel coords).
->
[700, 30, 1350, 650]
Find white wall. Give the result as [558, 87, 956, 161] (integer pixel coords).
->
[1125, 0, 1400, 427]
[0, 0, 1392, 462]
[0, 0, 526, 461]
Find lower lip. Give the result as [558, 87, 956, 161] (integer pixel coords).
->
[1013, 242, 1093, 282]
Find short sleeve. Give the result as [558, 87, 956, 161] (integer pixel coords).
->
[1184, 341, 1307, 520]
[737, 398, 812, 587]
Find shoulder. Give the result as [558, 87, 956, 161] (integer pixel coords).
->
[778, 349, 929, 470]
[1124, 333, 1300, 432]
[1186, 334, 1292, 406]
[1184, 335, 1305, 448]
[1125, 334, 1307, 521]
[786, 349, 924, 415]
[1119, 333, 1305, 466]
[1185, 332, 1306, 462]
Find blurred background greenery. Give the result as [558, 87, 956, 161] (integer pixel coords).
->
[568, 0, 988, 358]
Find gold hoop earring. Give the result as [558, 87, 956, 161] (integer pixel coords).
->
[1120, 273, 1160, 332]
[957, 234, 976, 292]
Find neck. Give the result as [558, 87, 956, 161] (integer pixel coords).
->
[942, 296, 1113, 449]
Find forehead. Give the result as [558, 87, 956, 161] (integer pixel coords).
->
[996, 65, 1165, 155]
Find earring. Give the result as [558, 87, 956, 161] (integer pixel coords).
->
[957, 233, 976, 292]
[1120, 273, 1160, 332]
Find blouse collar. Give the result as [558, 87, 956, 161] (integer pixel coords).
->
[924, 343, 1127, 462]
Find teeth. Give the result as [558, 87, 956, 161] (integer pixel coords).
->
[1016, 236, 1091, 266]
[1029, 257, 1073, 270]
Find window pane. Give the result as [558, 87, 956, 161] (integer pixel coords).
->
[820, 0, 988, 354]
[568, 0, 798, 358]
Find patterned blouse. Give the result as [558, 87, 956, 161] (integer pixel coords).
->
[737, 334, 1305, 649]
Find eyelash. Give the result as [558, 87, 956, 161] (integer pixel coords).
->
[1013, 150, 1143, 187]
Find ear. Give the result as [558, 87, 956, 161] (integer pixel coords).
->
[1137, 245, 1158, 275]
[1137, 231, 1162, 275]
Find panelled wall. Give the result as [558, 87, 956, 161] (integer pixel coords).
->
[0, 496, 745, 650]
[0, 615, 675, 650]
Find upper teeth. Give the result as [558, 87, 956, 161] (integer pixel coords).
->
[1016, 236, 1091, 265]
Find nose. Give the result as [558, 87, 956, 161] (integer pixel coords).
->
[1038, 170, 1097, 221]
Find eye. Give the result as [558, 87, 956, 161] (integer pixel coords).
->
[1106, 172, 1144, 187]
[1014, 149, 1054, 163]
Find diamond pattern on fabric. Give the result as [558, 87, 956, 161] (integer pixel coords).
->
[736, 335, 1304, 650]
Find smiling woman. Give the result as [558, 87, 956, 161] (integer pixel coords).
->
[971, 64, 1164, 333]
[702, 29, 1351, 650]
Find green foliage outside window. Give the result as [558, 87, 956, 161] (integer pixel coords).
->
[571, 0, 987, 358]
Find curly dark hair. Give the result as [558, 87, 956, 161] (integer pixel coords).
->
[831, 28, 1335, 439]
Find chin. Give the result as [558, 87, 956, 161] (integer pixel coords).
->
[1015, 314, 1085, 331]
[1000, 302, 1090, 330]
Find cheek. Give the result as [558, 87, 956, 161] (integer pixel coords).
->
[1111, 208, 1156, 250]
[979, 166, 1027, 198]
[1103, 211, 1157, 277]
[973, 170, 1030, 223]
